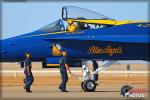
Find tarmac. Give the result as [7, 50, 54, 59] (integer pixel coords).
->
[0, 62, 150, 100]
[1, 84, 149, 100]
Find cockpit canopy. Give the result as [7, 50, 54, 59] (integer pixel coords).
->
[62, 6, 117, 30]
[39, 19, 65, 33]
[62, 6, 113, 20]
[38, 6, 116, 34]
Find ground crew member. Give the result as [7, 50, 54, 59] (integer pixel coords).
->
[66, 20, 78, 32]
[24, 52, 34, 92]
[59, 51, 72, 92]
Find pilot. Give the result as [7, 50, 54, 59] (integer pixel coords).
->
[66, 20, 78, 32]
[59, 51, 72, 92]
[23, 52, 34, 92]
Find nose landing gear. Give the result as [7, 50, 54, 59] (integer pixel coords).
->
[80, 60, 116, 92]
[81, 79, 96, 92]
[80, 62, 96, 92]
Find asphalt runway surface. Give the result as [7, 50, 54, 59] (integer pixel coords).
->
[0, 62, 150, 100]
[1, 84, 149, 100]
[1, 74, 149, 100]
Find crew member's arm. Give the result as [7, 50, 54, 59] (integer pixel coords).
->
[25, 61, 31, 76]
[65, 64, 72, 75]
[27, 65, 30, 76]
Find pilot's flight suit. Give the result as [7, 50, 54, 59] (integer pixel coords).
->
[59, 56, 68, 92]
[67, 23, 77, 32]
[24, 58, 34, 92]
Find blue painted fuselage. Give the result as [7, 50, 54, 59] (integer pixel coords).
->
[1, 22, 150, 62]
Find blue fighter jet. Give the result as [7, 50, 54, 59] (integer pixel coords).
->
[1, 6, 150, 92]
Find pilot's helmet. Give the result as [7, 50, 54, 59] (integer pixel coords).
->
[68, 20, 73, 24]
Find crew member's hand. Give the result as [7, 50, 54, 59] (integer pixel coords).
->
[69, 71, 72, 75]
[28, 74, 31, 76]
[68, 72, 72, 77]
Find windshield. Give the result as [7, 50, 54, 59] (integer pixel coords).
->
[39, 19, 65, 33]
[62, 6, 113, 20]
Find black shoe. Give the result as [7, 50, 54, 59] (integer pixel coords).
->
[26, 88, 32, 93]
[59, 86, 62, 90]
[61, 90, 68, 92]
[26, 90, 32, 92]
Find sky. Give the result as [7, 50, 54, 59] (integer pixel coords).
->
[2, 1, 149, 39]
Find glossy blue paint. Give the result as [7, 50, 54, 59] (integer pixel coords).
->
[1, 7, 150, 62]
[1, 22, 149, 62]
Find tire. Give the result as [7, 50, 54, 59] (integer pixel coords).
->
[83, 80, 96, 92]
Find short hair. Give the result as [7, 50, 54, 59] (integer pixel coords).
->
[25, 52, 30, 58]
